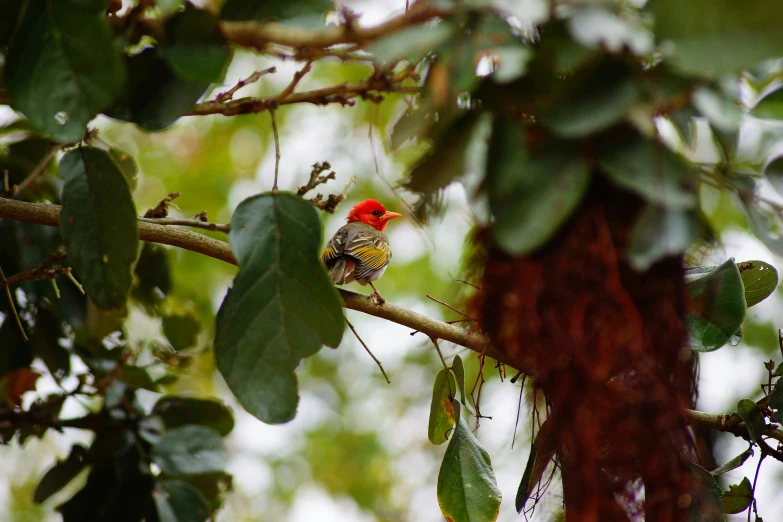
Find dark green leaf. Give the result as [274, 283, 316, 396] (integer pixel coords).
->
[30, 306, 70, 379]
[739, 191, 783, 257]
[0, 315, 33, 378]
[768, 379, 783, 423]
[368, 23, 454, 65]
[0, 0, 23, 47]
[4, 0, 126, 142]
[487, 116, 591, 255]
[215, 192, 344, 424]
[437, 417, 501, 522]
[711, 448, 753, 476]
[752, 87, 783, 121]
[106, 49, 211, 131]
[598, 136, 697, 209]
[628, 205, 703, 271]
[153, 396, 235, 437]
[737, 260, 778, 307]
[132, 243, 172, 311]
[162, 5, 231, 84]
[59, 147, 139, 310]
[737, 399, 765, 442]
[163, 313, 201, 351]
[220, 0, 332, 22]
[686, 259, 746, 351]
[650, 0, 783, 76]
[175, 472, 232, 512]
[108, 148, 138, 192]
[515, 417, 557, 513]
[153, 426, 228, 476]
[428, 368, 458, 445]
[722, 477, 753, 514]
[118, 365, 159, 392]
[34, 444, 88, 504]
[452, 354, 471, 409]
[686, 463, 725, 522]
[155, 480, 212, 522]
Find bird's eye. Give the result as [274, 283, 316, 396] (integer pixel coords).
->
[372, 210, 382, 217]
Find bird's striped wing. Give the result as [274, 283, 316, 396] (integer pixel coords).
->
[345, 234, 391, 281]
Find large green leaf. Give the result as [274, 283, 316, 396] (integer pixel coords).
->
[154, 480, 212, 522]
[153, 396, 235, 437]
[628, 204, 703, 271]
[598, 136, 698, 210]
[153, 426, 228, 476]
[722, 477, 752, 515]
[437, 418, 502, 522]
[162, 4, 231, 84]
[737, 260, 778, 307]
[34, 444, 89, 504]
[685, 259, 746, 351]
[214, 192, 344, 424]
[4, 0, 126, 142]
[220, 0, 332, 22]
[487, 116, 590, 255]
[687, 463, 726, 522]
[650, 0, 783, 77]
[428, 368, 458, 446]
[59, 148, 139, 310]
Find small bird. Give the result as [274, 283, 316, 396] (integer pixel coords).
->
[322, 199, 401, 304]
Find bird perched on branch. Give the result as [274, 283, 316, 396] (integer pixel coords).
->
[322, 199, 401, 304]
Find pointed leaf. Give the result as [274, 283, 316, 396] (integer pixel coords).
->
[686, 259, 746, 351]
[452, 354, 471, 409]
[737, 260, 778, 308]
[722, 477, 752, 514]
[515, 417, 557, 513]
[736, 399, 765, 443]
[711, 448, 753, 476]
[687, 463, 726, 522]
[34, 444, 89, 504]
[214, 192, 344, 424]
[4, 0, 126, 142]
[437, 417, 502, 522]
[152, 426, 228, 476]
[428, 368, 458, 445]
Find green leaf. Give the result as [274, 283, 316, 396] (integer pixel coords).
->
[220, 0, 332, 22]
[739, 191, 783, 257]
[162, 4, 231, 84]
[153, 426, 228, 476]
[737, 399, 766, 442]
[0, 315, 33, 378]
[752, 87, 783, 121]
[686, 259, 747, 351]
[737, 260, 778, 307]
[437, 417, 502, 522]
[515, 417, 557, 513]
[163, 313, 201, 351]
[132, 243, 172, 312]
[108, 148, 138, 192]
[598, 136, 697, 210]
[106, 49, 211, 131]
[452, 354, 472, 410]
[34, 444, 88, 504]
[153, 396, 235, 437]
[767, 379, 783, 423]
[4, 0, 126, 142]
[59, 148, 139, 310]
[687, 463, 726, 522]
[30, 306, 70, 379]
[487, 116, 591, 255]
[368, 22, 454, 65]
[214, 192, 344, 424]
[711, 448, 753, 476]
[155, 480, 212, 522]
[628, 205, 703, 271]
[428, 368, 458, 445]
[722, 477, 753, 515]
[650, 0, 783, 77]
[118, 365, 159, 392]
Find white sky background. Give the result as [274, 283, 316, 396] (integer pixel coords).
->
[2, 1, 783, 521]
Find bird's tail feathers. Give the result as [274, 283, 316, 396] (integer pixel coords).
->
[328, 258, 355, 285]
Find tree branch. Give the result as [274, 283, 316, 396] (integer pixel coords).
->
[684, 408, 783, 444]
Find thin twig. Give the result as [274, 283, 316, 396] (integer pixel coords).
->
[138, 217, 230, 234]
[456, 279, 480, 289]
[270, 109, 280, 194]
[10, 145, 59, 199]
[64, 270, 84, 294]
[429, 336, 450, 373]
[346, 318, 390, 384]
[426, 295, 476, 320]
[512, 375, 527, 449]
[1, 248, 67, 289]
[297, 161, 335, 196]
[0, 266, 27, 341]
[213, 67, 277, 103]
[143, 192, 181, 219]
[277, 60, 313, 100]
[749, 454, 765, 522]
[310, 175, 355, 214]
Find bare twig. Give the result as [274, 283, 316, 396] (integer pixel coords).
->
[684, 409, 783, 444]
[0, 266, 28, 341]
[310, 175, 355, 214]
[277, 60, 313, 100]
[143, 192, 181, 218]
[138, 217, 230, 234]
[213, 67, 277, 103]
[511, 374, 527, 449]
[429, 336, 450, 373]
[270, 110, 281, 194]
[426, 294, 476, 320]
[346, 318, 390, 384]
[297, 162, 335, 196]
[456, 279, 480, 289]
[9, 145, 59, 199]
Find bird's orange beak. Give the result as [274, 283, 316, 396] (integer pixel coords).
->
[381, 211, 402, 222]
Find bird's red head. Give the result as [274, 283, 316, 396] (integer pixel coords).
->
[346, 199, 402, 231]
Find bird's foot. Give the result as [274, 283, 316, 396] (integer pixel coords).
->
[372, 290, 386, 305]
